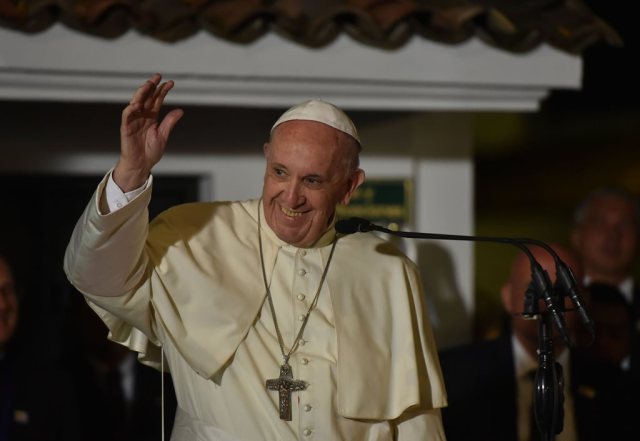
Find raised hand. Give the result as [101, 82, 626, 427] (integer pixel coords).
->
[113, 74, 184, 191]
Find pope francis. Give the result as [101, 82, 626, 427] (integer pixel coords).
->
[64, 74, 448, 441]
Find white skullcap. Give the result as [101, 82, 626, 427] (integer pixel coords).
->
[271, 99, 361, 145]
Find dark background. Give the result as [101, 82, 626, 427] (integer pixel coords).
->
[474, 1, 640, 337]
[0, 175, 199, 359]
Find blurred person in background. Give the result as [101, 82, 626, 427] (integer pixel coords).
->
[67, 293, 176, 441]
[0, 251, 81, 441]
[439, 245, 605, 441]
[586, 283, 634, 369]
[571, 188, 640, 368]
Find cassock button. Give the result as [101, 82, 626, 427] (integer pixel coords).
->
[297, 294, 306, 301]
[300, 250, 307, 257]
[298, 269, 307, 276]
[303, 429, 312, 436]
[304, 404, 312, 412]
[300, 339, 307, 346]
[298, 314, 306, 322]
[301, 358, 309, 365]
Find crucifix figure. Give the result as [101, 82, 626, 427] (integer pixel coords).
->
[266, 362, 308, 421]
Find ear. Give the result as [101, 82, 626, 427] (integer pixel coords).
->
[263, 142, 270, 158]
[340, 168, 365, 205]
[501, 283, 513, 314]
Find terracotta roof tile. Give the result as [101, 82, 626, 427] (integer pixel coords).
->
[0, 0, 622, 53]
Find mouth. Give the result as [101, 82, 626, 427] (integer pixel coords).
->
[280, 206, 304, 218]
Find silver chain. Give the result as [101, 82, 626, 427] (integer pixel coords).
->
[257, 206, 337, 364]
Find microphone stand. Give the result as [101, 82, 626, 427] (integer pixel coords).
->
[524, 283, 565, 441]
[533, 313, 565, 441]
[336, 218, 584, 441]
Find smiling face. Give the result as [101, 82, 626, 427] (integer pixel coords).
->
[0, 256, 18, 348]
[262, 120, 364, 247]
[571, 194, 639, 284]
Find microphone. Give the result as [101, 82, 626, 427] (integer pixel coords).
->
[517, 238, 594, 339]
[335, 217, 584, 346]
[335, 217, 373, 234]
[336, 217, 581, 441]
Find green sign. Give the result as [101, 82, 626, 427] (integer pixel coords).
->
[337, 179, 412, 228]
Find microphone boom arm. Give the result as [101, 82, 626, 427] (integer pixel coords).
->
[335, 217, 581, 441]
[342, 218, 575, 346]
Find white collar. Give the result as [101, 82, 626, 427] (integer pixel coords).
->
[618, 277, 634, 302]
[512, 334, 537, 378]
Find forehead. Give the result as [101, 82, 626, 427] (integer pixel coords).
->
[584, 194, 637, 219]
[272, 119, 352, 145]
[269, 120, 351, 165]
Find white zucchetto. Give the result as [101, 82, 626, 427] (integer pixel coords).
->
[271, 100, 360, 145]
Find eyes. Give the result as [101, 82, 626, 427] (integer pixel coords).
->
[271, 166, 324, 188]
[304, 176, 323, 187]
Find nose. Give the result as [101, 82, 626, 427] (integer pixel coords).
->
[282, 181, 304, 207]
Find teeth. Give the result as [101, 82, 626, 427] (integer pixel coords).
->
[281, 206, 303, 217]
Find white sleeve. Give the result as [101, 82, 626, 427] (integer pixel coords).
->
[103, 171, 152, 214]
[65, 172, 153, 298]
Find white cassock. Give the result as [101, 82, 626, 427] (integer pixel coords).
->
[64, 173, 448, 441]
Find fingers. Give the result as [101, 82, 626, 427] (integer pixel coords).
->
[124, 74, 166, 116]
[121, 75, 157, 126]
[158, 108, 184, 141]
[129, 74, 162, 110]
[121, 74, 176, 130]
[151, 80, 174, 114]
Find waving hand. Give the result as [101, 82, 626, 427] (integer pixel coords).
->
[114, 74, 184, 191]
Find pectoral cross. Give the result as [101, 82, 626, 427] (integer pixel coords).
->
[266, 362, 307, 421]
